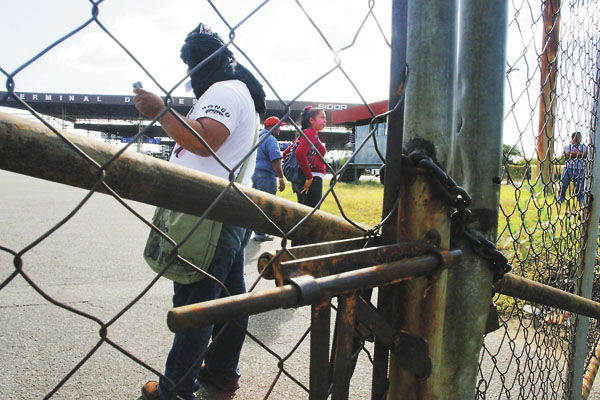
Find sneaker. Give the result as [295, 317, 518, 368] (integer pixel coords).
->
[197, 365, 240, 392]
[141, 381, 161, 400]
[253, 234, 274, 242]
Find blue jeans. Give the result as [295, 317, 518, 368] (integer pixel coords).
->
[251, 170, 277, 236]
[158, 224, 250, 400]
[558, 167, 584, 204]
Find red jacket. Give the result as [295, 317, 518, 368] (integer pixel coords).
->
[283, 128, 327, 179]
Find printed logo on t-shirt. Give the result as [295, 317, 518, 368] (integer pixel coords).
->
[202, 104, 231, 118]
[173, 144, 186, 158]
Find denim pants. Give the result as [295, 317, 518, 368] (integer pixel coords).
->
[251, 170, 277, 236]
[158, 224, 250, 400]
[558, 167, 584, 204]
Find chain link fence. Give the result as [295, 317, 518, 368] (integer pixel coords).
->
[0, 1, 392, 399]
[479, 0, 600, 398]
[2, 0, 600, 399]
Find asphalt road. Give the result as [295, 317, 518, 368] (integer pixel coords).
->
[2, 169, 600, 399]
[0, 169, 374, 399]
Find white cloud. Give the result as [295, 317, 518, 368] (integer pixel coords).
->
[2, 0, 392, 102]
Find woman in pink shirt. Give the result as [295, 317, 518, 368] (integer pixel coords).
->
[282, 106, 328, 210]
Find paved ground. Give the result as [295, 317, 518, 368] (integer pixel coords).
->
[1, 169, 600, 399]
[0, 170, 373, 399]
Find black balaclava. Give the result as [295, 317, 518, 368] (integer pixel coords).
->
[180, 23, 266, 114]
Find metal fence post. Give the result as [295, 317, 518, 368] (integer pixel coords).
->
[386, 0, 457, 398]
[570, 62, 600, 400]
[438, 1, 508, 398]
[401, 1, 458, 174]
[535, 0, 561, 193]
[374, 0, 407, 398]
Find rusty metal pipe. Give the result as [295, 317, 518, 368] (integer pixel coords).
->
[257, 236, 379, 280]
[276, 236, 440, 285]
[582, 337, 600, 400]
[331, 292, 358, 400]
[167, 250, 461, 333]
[0, 112, 365, 243]
[494, 273, 600, 320]
[310, 300, 331, 400]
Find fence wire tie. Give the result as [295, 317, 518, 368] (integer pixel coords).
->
[401, 150, 511, 282]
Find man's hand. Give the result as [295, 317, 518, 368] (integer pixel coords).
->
[133, 88, 165, 119]
[272, 160, 286, 192]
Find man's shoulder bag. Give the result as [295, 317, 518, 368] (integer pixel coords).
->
[143, 127, 257, 284]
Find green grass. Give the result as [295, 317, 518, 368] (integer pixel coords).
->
[276, 177, 586, 316]
[278, 178, 580, 272]
[276, 179, 575, 251]
[495, 182, 585, 314]
[278, 178, 384, 228]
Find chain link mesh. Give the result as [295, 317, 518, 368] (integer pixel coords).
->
[0, 1, 392, 399]
[478, 1, 600, 398]
[2, 1, 600, 399]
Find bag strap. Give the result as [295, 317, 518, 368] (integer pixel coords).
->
[290, 133, 318, 159]
[235, 123, 259, 183]
[296, 132, 318, 151]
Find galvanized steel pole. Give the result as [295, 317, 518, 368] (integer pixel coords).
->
[387, 0, 457, 398]
[402, 1, 457, 174]
[440, 1, 508, 398]
[571, 60, 600, 400]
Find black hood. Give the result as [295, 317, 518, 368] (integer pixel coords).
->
[180, 23, 266, 114]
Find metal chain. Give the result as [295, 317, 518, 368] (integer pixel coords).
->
[401, 149, 511, 282]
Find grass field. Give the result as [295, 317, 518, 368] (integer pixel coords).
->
[278, 177, 584, 277]
[279, 177, 586, 315]
[278, 177, 384, 228]
[278, 178, 574, 240]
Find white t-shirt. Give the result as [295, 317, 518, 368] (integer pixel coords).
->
[565, 143, 587, 170]
[168, 80, 258, 186]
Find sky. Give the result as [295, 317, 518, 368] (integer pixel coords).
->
[2, 0, 599, 158]
[1, 0, 393, 104]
